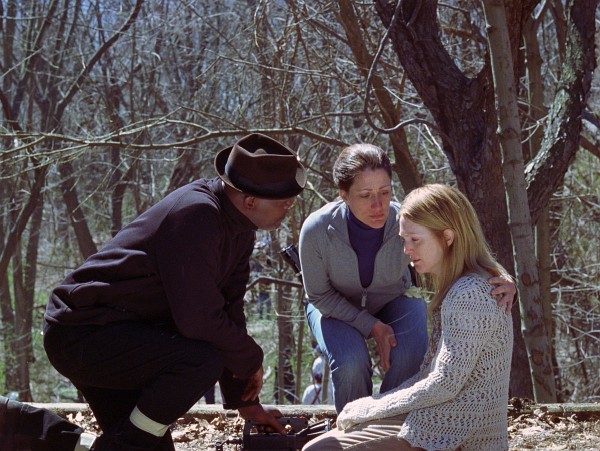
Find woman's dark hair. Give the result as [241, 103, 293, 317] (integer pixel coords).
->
[332, 144, 392, 191]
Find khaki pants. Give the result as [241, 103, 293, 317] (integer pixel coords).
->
[302, 416, 425, 451]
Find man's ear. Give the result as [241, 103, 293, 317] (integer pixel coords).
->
[443, 229, 455, 247]
[243, 195, 256, 209]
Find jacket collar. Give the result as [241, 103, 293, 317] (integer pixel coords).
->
[210, 178, 258, 232]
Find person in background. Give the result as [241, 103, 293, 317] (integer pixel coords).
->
[303, 184, 514, 450]
[302, 371, 324, 405]
[311, 345, 333, 404]
[299, 144, 516, 413]
[257, 286, 272, 319]
[43, 133, 306, 450]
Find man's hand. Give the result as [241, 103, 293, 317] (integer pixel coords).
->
[238, 404, 286, 434]
[370, 320, 397, 371]
[489, 275, 517, 314]
[242, 366, 264, 402]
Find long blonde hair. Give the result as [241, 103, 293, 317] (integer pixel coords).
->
[399, 184, 507, 309]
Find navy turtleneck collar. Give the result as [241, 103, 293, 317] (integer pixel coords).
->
[347, 209, 385, 288]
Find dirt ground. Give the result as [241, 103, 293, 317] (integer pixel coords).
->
[67, 399, 600, 450]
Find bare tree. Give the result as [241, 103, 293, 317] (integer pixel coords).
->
[0, 0, 597, 404]
[371, 0, 597, 400]
[0, 0, 144, 399]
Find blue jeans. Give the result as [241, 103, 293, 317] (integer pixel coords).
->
[306, 296, 428, 413]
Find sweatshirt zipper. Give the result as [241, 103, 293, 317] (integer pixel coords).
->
[361, 289, 367, 308]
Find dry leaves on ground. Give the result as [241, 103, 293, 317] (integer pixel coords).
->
[67, 406, 600, 450]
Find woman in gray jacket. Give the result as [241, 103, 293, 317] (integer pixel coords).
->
[299, 144, 515, 414]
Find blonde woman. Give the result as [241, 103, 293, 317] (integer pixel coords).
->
[304, 184, 513, 451]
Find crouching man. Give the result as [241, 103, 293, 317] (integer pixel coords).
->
[43, 134, 306, 450]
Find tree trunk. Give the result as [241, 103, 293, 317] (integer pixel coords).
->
[482, 0, 556, 402]
[374, 0, 534, 397]
[11, 199, 44, 402]
[0, 259, 18, 393]
[333, 0, 421, 191]
[523, 13, 561, 399]
[525, 0, 599, 224]
[0, 168, 47, 292]
[58, 161, 98, 260]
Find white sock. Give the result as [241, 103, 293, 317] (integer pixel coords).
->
[129, 406, 169, 437]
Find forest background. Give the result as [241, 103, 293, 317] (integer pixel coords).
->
[0, 0, 598, 409]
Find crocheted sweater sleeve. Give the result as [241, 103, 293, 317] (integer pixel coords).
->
[336, 275, 503, 430]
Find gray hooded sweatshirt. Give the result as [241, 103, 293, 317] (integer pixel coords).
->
[299, 200, 413, 337]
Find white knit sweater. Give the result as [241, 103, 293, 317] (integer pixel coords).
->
[336, 274, 513, 451]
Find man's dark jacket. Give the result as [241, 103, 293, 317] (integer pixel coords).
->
[45, 178, 262, 408]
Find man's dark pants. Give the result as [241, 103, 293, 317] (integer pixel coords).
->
[43, 321, 224, 449]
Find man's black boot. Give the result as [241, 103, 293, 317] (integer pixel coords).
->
[92, 419, 163, 451]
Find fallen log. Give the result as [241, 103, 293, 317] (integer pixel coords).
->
[31, 401, 600, 422]
[508, 400, 600, 420]
[30, 403, 338, 422]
